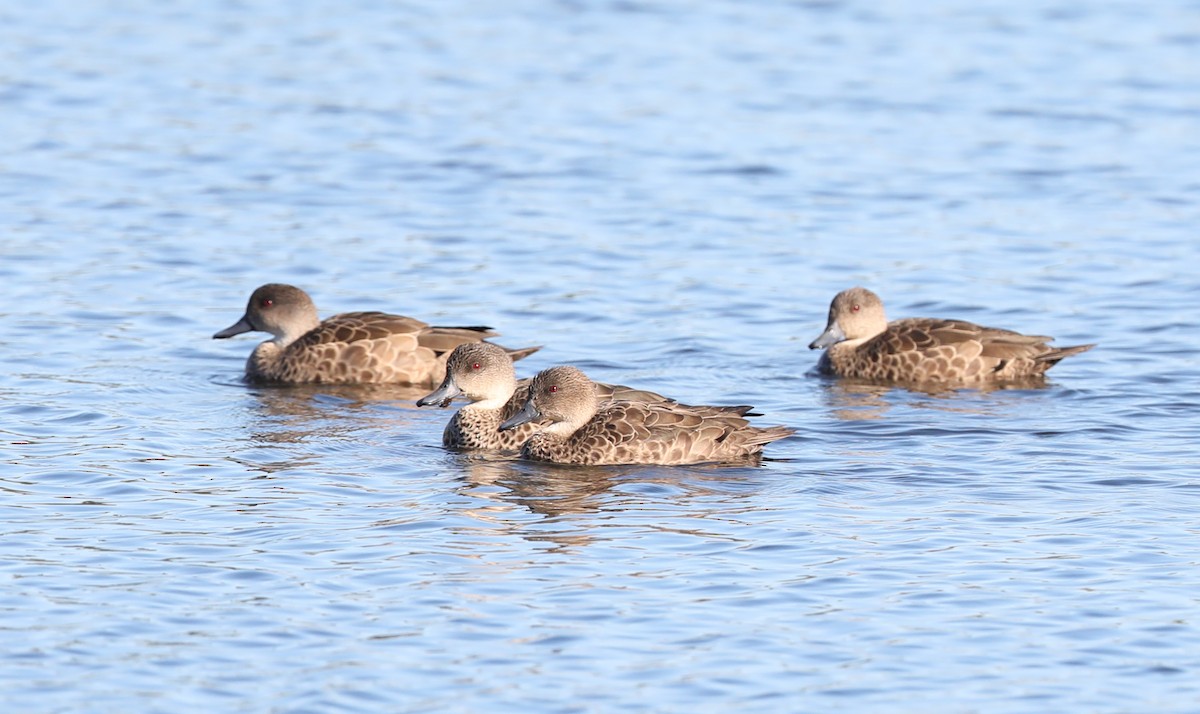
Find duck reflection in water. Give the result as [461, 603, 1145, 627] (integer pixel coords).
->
[232, 382, 432, 449]
[445, 454, 766, 552]
[817, 377, 1060, 421]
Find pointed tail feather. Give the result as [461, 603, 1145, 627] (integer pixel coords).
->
[685, 404, 759, 418]
[747, 425, 795, 447]
[430, 325, 496, 335]
[1036, 343, 1096, 365]
[504, 345, 542, 362]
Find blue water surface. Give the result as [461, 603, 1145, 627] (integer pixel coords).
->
[2, 1, 1200, 712]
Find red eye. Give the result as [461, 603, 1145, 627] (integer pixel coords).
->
[851, 304, 860, 313]
[260, 299, 274, 309]
[472, 363, 481, 370]
[549, 385, 558, 393]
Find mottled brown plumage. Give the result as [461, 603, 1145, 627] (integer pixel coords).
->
[809, 287, 1095, 386]
[213, 283, 539, 385]
[417, 343, 754, 452]
[498, 365, 793, 465]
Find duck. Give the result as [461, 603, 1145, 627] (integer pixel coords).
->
[213, 283, 539, 385]
[497, 365, 793, 465]
[809, 286, 1094, 385]
[417, 342, 756, 452]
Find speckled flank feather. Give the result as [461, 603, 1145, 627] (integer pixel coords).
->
[810, 287, 1095, 385]
[214, 283, 539, 386]
[521, 400, 794, 466]
[423, 343, 755, 452]
[507, 366, 792, 466]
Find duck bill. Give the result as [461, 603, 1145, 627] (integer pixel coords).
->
[808, 322, 845, 350]
[213, 315, 254, 339]
[416, 376, 461, 408]
[498, 398, 541, 431]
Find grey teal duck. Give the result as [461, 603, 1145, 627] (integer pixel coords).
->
[213, 283, 539, 385]
[417, 343, 755, 452]
[497, 365, 793, 465]
[809, 287, 1095, 385]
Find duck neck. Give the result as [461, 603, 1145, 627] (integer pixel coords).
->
[273, 306, 321, 348]
[278, 325, 314, 348]
[465, 377, 517, 412]
[543, 394, 597, 438]
[837, 335, 873, 350]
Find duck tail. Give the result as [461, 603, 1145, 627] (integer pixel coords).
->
[504, 345, 542, 362]
[1037, 343, 1096, 365]
[431, 325, 495, 335]
[748, 425, 796, 446]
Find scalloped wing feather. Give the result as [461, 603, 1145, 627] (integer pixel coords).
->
[826, 317, 1092, 384]
[522, 401, 792, 465]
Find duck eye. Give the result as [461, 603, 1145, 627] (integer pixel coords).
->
[549, 385, 558, 393]
[851, 303, 860, 313]
[260, 298, 274, 309]
[472, 362, 481, 370]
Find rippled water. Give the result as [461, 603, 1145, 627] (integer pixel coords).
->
[4, 1, 1200, 711]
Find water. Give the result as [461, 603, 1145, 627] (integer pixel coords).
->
[3, 0, 1200, 711]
